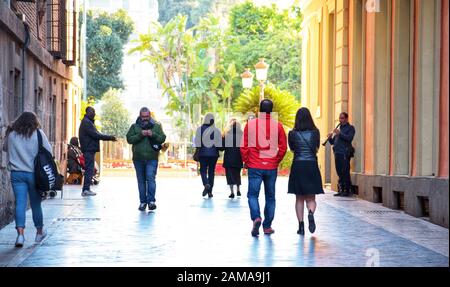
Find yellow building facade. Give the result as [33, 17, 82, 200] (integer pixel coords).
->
[301, 0, 449, 227]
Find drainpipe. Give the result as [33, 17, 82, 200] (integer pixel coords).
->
[21, 22, 30, 113]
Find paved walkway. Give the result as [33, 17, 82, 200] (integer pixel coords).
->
[0, 175, 448, 267]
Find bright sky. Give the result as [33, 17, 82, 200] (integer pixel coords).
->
[254, 0, 298, 9]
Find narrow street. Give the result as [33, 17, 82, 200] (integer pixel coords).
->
[0, 175, 448, 267]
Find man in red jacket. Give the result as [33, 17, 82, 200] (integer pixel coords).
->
[241, 99, 287, 237]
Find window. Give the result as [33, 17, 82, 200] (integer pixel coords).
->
[13, 69, 22, 118]
[61, 97, 67, 142]
[47, 0, 66, 59]
[49, 95, 57, 143]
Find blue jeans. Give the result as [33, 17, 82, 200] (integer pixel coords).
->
[133, 160, 158, 203]
[10, 171, 44, 229]
[247, 168, 278, 229]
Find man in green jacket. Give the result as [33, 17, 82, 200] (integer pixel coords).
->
[126, 107, 166, 211]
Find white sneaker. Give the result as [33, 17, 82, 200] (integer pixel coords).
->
[15, 234, 25, 247]
[35, 230, 47, 243]
[81, 190, 97, 196]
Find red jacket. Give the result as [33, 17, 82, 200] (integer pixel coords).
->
[240, 114, 287, 170]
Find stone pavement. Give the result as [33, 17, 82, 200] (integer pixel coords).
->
[0, 175, 448, 267]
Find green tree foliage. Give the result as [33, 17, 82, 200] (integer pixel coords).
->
[99, 89, 131, 139]
[87, 10, 134, 100]
[130, 15, 193, 115]
[133, 1, 302, 141]
[224, 1, 302, 100]
[157, 0, 215, 29]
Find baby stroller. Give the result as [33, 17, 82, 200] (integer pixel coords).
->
[66, 137, 100, 185]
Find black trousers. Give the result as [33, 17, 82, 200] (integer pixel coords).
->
[334, 153, 352, 193]
[199, 156, 218, 190]
[82, 152, 95, 191]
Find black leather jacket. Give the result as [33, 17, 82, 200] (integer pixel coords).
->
[288, 129, 320, 161]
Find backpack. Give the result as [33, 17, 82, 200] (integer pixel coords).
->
[34, 130, 64, 197]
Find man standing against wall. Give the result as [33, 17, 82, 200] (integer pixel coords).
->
[326, 112, 356, 197]
[79, 107, 117, 196]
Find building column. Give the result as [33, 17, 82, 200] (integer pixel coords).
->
[438, 0, 449, 178]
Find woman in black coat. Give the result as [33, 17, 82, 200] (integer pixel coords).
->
[288, 108, 324, 235]
[195, 113, 222, 198]
[221, 119, 243, 199]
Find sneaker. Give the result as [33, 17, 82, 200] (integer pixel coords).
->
[263, 227, 275, 235]
[251, 218, 262, 237]
[148, 202, 157, 211]
[81, 190, 97, 196]
[35, 230, 47, 243]
[15, 234, 25, 247]
[138, 203, 147, 211]
[229, 193, 235, 199]
[202, 184, 211, 197]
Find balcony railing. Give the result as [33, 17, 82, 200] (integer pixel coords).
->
[46, 0, 77, 65]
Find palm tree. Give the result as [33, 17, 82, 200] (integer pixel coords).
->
[233, 84, 299, 129]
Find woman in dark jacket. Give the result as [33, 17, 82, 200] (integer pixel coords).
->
[288, 108, 324, 235]
[195, 113, 222, 198]
[221, 119, 243, 199]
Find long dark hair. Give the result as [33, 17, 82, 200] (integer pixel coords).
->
[8, 112, 41, 138]
[294, 107, 318, 132]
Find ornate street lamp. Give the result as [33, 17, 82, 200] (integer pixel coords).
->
[241, 68, 254, 89]
[241, 59, 270, 103]
[254, 58, 269, 102]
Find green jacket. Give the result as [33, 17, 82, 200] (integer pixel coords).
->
[126, 121, 166, 161]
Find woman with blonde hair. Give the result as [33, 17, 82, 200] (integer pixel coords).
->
[220, 118, 243, 198]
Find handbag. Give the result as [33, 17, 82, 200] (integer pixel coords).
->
[193, 148, 200, 162]
[34, 130, 63, 197]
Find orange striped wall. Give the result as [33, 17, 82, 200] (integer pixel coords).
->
[364, 11, 375, 175]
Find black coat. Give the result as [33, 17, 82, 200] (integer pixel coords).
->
[194, 124, 221, 158]
[79, 116, 114, 153]
[220, 126, 243, 168]
[328, 123, 355, 156]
